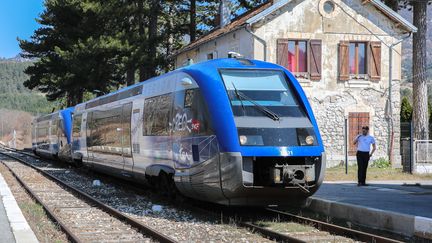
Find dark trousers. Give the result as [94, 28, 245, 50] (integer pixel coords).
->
[356, 151, 370, 184]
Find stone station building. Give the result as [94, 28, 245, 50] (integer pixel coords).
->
[174, 0, 417, 167]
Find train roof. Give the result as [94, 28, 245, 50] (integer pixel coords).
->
[75, 58, 285, 111]
[182, 58, 283, 72]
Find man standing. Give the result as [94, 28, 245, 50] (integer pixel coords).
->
[353, 126, 376, 186]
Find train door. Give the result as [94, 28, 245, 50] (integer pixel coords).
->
[71, 112, 85, 163]
[85, 112, 95, 163]
[31, 121, 36, 151]
[121, 103, 133, 174]
[171, 74, 222, 201]
[171, 75, 217, 169]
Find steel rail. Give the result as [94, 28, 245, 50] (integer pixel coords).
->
[238, 221, 306, 243]
[0, 149, 177, 243]
[266, 208, 404, 243]
[6, 147, 403, 242]
[0, 156, 82, 243]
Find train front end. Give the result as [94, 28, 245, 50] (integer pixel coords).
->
[186, 59, 325, 206]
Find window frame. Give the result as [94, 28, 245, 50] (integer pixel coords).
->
[143, 93, 173, 136]
[348, 41, 368, 79]
[287, 39, 309, 77]
[218, 68, 310, 119]
[207, 53, 214, 60]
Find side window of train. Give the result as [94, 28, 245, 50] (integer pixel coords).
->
[73, 114, 82, 138]
[87, 108, 123, 154]
[143, 93, 172, 136]
[180, 88, 213, 135]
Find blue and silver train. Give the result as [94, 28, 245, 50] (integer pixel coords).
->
[32, 107, 74, 161]
[32, 58, 325, 206]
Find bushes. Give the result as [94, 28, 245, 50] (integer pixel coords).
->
[371, 157, 391, 168]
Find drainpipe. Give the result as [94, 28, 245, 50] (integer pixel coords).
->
[388, 33, 411, 164]
[245, 24, 267, 61]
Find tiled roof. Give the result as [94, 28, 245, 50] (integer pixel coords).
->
[175, 1, 272, 55]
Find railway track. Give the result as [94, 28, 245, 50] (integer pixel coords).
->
[260, 208, 404, 243]
[0, 148, 176, 243]
[200, 207, 403, 243]
[2, 147, 406, 243]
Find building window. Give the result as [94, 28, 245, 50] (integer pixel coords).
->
[349, 42, 367, 75]
[323, 0, 335, 14]
[288, 40, 307, 73]
[207, 53, 214, 60]
[339, 41, 381, 81]
[348, 112, 370, 156]
[277, 39, 322, 80]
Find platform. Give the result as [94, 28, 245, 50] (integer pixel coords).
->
[0, 173, 38, 243]
[308, 181, 432, 238]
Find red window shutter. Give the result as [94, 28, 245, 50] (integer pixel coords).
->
[277, 39, 289, 69]
[339, 41, 350, 81]
[309, 40, 322, 81]
[368, 41, 381, 81]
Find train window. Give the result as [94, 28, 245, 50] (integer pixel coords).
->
[184, 89, 194, 108]
[172, 88, 212, 136]
[73, 114, 82, 138]
[87, 107, 123, 154]
[221, 69, 316, 146]
[221, 69, 307, 118]
[52, 119, 60, 136]
[143, 94, 172, 136]
[121, 103, 132, 156]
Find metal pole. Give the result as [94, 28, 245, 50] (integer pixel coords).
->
[345, 118, 348, 174]
[410, 120, 414, 174]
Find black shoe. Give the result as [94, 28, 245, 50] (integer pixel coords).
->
[362, 183, 368, 186]
[357, 183, 362, 186]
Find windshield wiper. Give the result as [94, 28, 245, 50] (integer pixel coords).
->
[231, 82, 245, 115]
[231, 85, 280, 121]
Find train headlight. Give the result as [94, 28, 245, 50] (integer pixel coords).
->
[305, 136, 314, 145]
[239, 135, 248, 145]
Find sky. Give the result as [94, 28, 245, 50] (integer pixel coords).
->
[0, 0, 44, 58]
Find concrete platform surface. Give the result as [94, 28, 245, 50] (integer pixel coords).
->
[0, 173, 38, 243]
[308, 181, 432, 238]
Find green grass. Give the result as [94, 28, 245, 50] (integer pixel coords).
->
[255, 221, 317, 233]
[325, 165, 432, 181]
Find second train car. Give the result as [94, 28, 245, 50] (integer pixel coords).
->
[32, 107, 74, 161]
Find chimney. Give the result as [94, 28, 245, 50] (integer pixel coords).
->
[219, 0, 231, 28]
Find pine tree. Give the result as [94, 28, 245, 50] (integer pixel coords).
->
[401, 96, 413, 122]
[382, 0, 430, 139]
[19, 0, 124, 106]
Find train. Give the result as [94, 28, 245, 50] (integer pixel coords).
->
[32, 58, 326, 206]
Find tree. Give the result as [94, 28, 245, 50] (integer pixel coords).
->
[401, 96, 413, 122]
[190, 0, 197, 42]
[411, 0, 429, 139]
[19, 0, 270, 107]
[19, 0, 124, 106]
[382, 0, 430, 140]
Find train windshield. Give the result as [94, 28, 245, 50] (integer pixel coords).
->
[220, 69, 317, 146]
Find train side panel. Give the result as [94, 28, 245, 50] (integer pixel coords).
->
[33, 113, 60, 158]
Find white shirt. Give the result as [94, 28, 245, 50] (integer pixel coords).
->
[356, 135, 375, 152]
